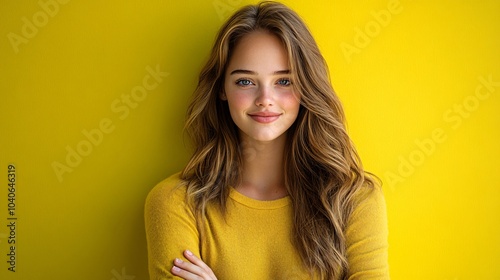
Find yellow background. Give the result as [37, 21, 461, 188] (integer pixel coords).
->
[1, 0, 499, 279]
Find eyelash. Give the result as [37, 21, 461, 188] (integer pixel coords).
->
[235, 79, 254, 86]
[277, 78, 291, 86]
[235, 78, 292, 87]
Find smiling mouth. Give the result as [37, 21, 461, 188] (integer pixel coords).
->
[248, 112, 282, 123]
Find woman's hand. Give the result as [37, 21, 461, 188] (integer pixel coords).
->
[171, 250, 218, 280]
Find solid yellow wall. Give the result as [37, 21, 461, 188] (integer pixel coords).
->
[1, 0, 499, 279]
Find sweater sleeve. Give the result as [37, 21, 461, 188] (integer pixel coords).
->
[144, 174, 200, 280]
[346, 186, 390, 279]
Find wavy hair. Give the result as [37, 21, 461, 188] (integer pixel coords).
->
[180, 2, 377, 279]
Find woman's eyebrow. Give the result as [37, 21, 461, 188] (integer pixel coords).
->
[229, 69, 291, 75]
[273, 70, 291, 75]
[230, 69, 256, 75]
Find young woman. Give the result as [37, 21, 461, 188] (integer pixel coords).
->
[145, 2, 389, 279]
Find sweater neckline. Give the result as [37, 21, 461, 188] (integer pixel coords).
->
[229, 187, 291, 209]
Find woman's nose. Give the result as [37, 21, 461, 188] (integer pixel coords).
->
[255, 85, 274, 107]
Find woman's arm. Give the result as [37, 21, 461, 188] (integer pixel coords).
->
[346, 186, 390, 279]
[171, 250, 217, 280]
[144, 174, 201, 280]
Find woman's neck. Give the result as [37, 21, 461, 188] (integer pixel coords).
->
[236, 133, 288, 200]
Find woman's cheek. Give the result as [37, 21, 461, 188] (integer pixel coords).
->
[282, 92, 300, 109]
[230, 91, 254, 109]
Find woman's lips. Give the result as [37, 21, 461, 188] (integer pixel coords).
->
[248, 112, 282, 123]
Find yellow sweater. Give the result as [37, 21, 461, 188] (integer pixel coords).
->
[145, 173, 389, 279]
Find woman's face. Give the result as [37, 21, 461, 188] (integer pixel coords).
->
[223, 30, 300, 143]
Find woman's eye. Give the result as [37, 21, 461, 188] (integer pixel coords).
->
[236, 79, 253, 86]
[277, 78, 291, 86]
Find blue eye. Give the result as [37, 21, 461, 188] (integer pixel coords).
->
[277, 78, 291, 86]
[236, 79, 253, 86]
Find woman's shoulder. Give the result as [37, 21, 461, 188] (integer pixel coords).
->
[349, 183, 387, 225]
[145, 172, 187, 209]
[353, 183, 386, 207]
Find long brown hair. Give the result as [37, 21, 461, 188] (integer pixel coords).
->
[181, 2, 378, 278]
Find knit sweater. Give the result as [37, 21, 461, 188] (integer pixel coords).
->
[144, 173, 389, 279]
